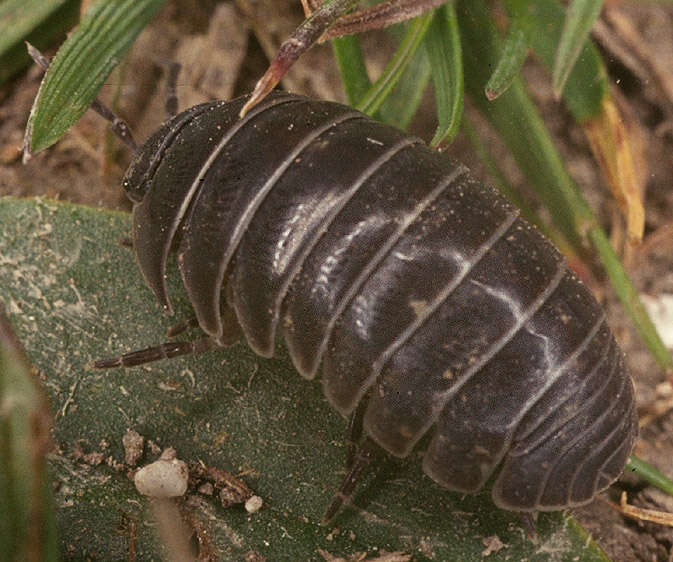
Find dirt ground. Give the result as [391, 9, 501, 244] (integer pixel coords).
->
[1, 1, 672, 560]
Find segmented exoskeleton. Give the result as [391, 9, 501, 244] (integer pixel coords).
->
[98, 91, 637, 517]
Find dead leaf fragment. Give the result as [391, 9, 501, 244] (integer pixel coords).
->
[582, 94, 645, 245]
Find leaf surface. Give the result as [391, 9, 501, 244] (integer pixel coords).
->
[0, 197, 609, 561]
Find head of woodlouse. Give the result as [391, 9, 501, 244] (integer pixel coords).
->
[120, 101, 233, 205]
[121, 117, 179, 203]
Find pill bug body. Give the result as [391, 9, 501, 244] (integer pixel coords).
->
[121, 92, 637, 512]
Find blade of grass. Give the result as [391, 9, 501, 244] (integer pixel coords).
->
[0, 307, 59, 561]
[0, 0, 79, 86]
[378, 44, 431, 130]
[355, 9, 434, 116]
[0, 0, 70, 53]
[484, 13, 531, 101]
[332, 15, 431, 130]
[588, 226, 673, 369]
[505, 0, 644, 243]
[24, 0, 166, 155]
[552, 0, 604, 98]
[505, 0, 606, 121]
[627, 456, 673, 497]
[425, 3, 463, 148]
[331, 35, 371, 106]
[457, 0, 673, 371]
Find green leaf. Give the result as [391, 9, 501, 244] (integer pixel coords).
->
[459, 0, 583, 252]
[0, 302, 59, 561]
[484, 13, 531, 101]
[355, 10, 434, 116]
[332, 22, 431, 131]
[24, 0, 166, 155]
[424, 3, 463, 148]
[587, 225, 673, 370]
[0, 197, 611, 560]
[552, 0, 604, 97]
[504, 0, 607, 121]
[331, 35, 372, 106]
[627, 457, 673, 497]
[378, 32, 431, 131]
[0, 0, 79, 86]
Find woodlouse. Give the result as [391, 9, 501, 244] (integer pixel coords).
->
[96, 90, 637, 519]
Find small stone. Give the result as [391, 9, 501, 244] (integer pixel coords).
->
[134, 455, 188, 498]
[245, 495, 263, 514]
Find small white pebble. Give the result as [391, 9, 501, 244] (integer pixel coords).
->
[245, 495, 263, 514]
[134, 456, 188, 498]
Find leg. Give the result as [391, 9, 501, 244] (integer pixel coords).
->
[92, 336, 222, 369]
[519, 513, 538, 541]
[166, 316, 201, 337]
[321, 437, 379, 524]
[345, 397, 368, 470]
[95, 305, 243, 368]
[167, 310, 243, 343]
